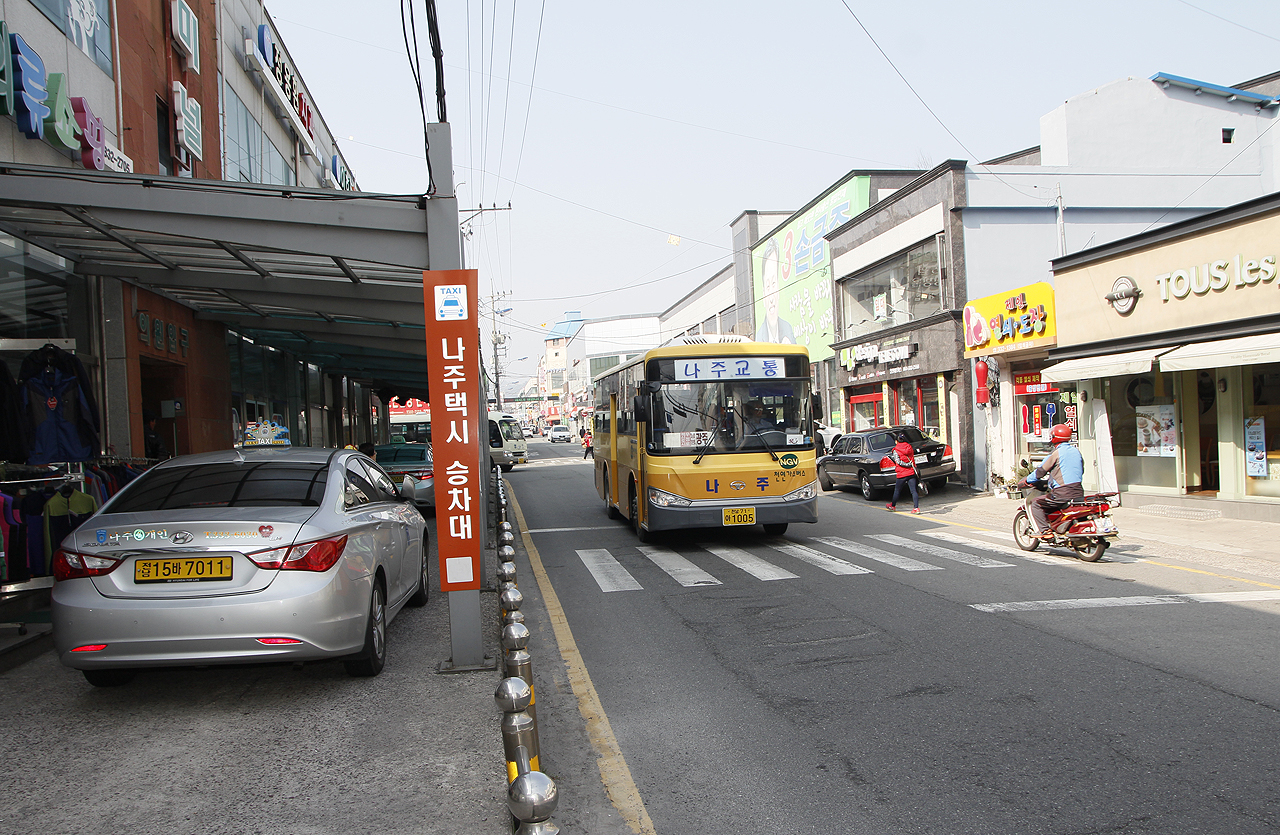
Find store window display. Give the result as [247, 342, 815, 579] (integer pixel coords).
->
[1245, 363, 1280, 498]
[1104, 372, 1179, 489]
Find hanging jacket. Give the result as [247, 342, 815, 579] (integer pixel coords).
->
[44, 486, 100, 570]
[18, 344, 100, 465]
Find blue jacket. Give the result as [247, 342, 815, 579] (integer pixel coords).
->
[1029, 443, 1084, 489]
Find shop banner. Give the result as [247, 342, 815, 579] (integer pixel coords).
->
[1135, 404, 1176, 457]
[962, 282, 1057, 358]
[423, 269, 482, 592]
[1245, 417, 1267, 478]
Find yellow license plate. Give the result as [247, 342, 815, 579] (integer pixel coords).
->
[722, 507, 756, 526]
[135, 556, 233, 584]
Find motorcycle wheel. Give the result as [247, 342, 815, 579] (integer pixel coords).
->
[1074, 538, 1106, 562]
[1012, 509, 1041, 551]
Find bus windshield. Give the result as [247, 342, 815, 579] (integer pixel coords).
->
[647, 379, 811, 455]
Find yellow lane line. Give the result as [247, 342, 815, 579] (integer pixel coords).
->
[1142, 561, 1280, 590]
[508, 488, 657, 835]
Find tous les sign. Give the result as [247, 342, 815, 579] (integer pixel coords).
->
[1152, 253, 1277, 302]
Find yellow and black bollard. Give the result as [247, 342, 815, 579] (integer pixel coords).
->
[495, 676, 540, 783]
[502, 621, 536, 724]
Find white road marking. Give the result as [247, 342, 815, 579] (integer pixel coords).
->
[699, 543, 799, 581]
[576, 549, 643, 592]
[811, 536, 941, 571]
[871, 533, 1014, 568]
[526, 526, 619, 533]
[972, 590, 1280, 613]
[919, 529, 1062, 565]
[636, 545, 722, 587]
[768, 542, 874, 575]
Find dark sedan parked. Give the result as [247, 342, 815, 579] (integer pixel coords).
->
[817, 425, 955, 499]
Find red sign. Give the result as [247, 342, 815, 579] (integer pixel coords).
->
[389, 397, 430, 417]
[423, 270, 482, 592]
[1012, 371, 1059, 396]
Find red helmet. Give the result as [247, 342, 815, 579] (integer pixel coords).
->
[1050, 424, 1073, 444]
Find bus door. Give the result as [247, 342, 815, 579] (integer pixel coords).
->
[609, 393, 619, 507]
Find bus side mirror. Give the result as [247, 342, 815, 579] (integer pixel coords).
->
[634, 394, 647, 418]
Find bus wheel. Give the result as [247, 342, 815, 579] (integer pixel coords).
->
[763, 523, 788, 536]
[629, 487, 650, 543]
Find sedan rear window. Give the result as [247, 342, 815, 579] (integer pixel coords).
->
[375, 446, 431, 463]
[108, 462, 329, 511]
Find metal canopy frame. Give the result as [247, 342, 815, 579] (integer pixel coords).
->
[0, 162, 448, 402]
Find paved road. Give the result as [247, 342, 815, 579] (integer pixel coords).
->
[510, 438, 1280, 834]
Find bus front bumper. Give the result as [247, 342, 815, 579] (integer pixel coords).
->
[645, 495, 818, 531]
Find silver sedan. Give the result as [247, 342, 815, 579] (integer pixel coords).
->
[373, 443, 434, 507]
[52, 447, 429, 687]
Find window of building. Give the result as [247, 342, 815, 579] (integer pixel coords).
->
[838, 237, 943, 341]
[1223, 128, 1236, 144]
[1104, 372, 1178, 489]
[29, 0, 113, 75]
[157, 100, 174, 176]
[222, 80, 296, 186]
[1246, 363, 1280, 498]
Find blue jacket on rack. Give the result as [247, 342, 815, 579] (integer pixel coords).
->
[18, 344, 100, 465]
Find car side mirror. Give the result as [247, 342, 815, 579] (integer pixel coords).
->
[399, 476, 416, 501]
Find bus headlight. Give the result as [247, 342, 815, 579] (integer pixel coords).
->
[783, 482, 817, 502]
[648, 487, 692, 508]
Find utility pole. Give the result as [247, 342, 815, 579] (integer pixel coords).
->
[486, 292, 512, 410]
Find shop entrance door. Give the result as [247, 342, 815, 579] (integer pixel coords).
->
[850, 393, 883, 430]
[140, 357, 186, 458]
[1183, 370, 1219, 493]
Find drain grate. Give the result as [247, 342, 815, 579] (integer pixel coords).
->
[1135, 504, 1222, 521]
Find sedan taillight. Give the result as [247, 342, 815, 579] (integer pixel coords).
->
[248, 535, 348, 572]
[53, 549, 122, 581]
[408, 470, 433, 481]
[941, 444, 954, 461]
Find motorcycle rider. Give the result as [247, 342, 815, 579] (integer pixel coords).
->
[1021, 424, 1084, 539]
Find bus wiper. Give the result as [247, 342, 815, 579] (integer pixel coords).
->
[693, 429, 717, 465]
[750, 426, 781, 462]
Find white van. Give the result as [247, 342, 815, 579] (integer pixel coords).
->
[488, 411, 528, 472]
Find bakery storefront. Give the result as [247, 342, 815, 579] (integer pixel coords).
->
[1045, 193, 1280, 520]
[962, 282, 1067, 487]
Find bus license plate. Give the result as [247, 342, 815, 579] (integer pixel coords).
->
[135, 556, 233, 583]
[723, 507, 755, 526]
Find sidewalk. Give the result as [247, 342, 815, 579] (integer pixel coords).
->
[916, 486, 1280, 581]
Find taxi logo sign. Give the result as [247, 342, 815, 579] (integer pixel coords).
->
[779, 453, 800, 469]
[435, 285, 467, 321]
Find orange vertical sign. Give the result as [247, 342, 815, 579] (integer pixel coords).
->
[423, 269, 482, 592]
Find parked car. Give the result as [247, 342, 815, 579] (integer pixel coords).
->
[52, 446, 429, 687]
[373, 443, 434, 507]
[548, 425, 573, 443]
[522, 426, 534, 438]
[817, 425, 955, 499]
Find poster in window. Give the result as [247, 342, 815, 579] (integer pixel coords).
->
[1245, 417, 1267, 478]
[1135, 404, 1176, 457]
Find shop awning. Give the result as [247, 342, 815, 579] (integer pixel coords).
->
[1040, 347, 1171, 382]
[0, 162, 460, 403]
[1157, 333, 1280, 372]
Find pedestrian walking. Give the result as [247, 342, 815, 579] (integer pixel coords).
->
[582, 429, 594, 459]
[885, 431, 921, 513]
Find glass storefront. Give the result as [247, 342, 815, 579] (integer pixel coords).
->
[1245, 362, 1280, 498]
[1103, 371, 1179, 490]
[839, 237, 944, 342]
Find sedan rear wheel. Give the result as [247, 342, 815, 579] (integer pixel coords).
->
[345, 583, 387, 677]
[407, 538, 430, 607]
[860, 472, 878, 501]
[83, 668, 136, 688]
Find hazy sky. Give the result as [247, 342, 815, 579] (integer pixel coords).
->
[265, 0, 1280, 394]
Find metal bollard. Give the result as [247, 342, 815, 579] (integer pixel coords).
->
[499, 521, 513, 534]
[498, 560, 518, 585]
[502, 621, 536, 724]
[499, 528, 515, 544]
[509, 767, 559, 834]
[503, 608, 526, 627]
[495, 677, 540, 782]
[500, 585, 524, 625]
[499, 543, 516, 563]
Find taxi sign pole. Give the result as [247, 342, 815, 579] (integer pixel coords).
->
[424, 268, 493, 671]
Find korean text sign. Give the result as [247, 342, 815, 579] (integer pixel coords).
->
[424, 270, 482, 592]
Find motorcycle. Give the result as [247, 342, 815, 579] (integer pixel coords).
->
[1011, 481, 1119, 562]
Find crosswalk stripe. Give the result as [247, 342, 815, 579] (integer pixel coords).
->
[575, 549, 643, 592]
[871, 533, 1014, 568]
[768, 542, 874, 575]
[699, 543, 799, 581]
[972, 590, 1280, 613]
[919, 529, 1062, 565]
[811, 536, 941, 571]
[636, 545, 722, 586]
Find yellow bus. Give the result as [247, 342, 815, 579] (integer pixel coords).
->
[593, 337, 818, 541]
